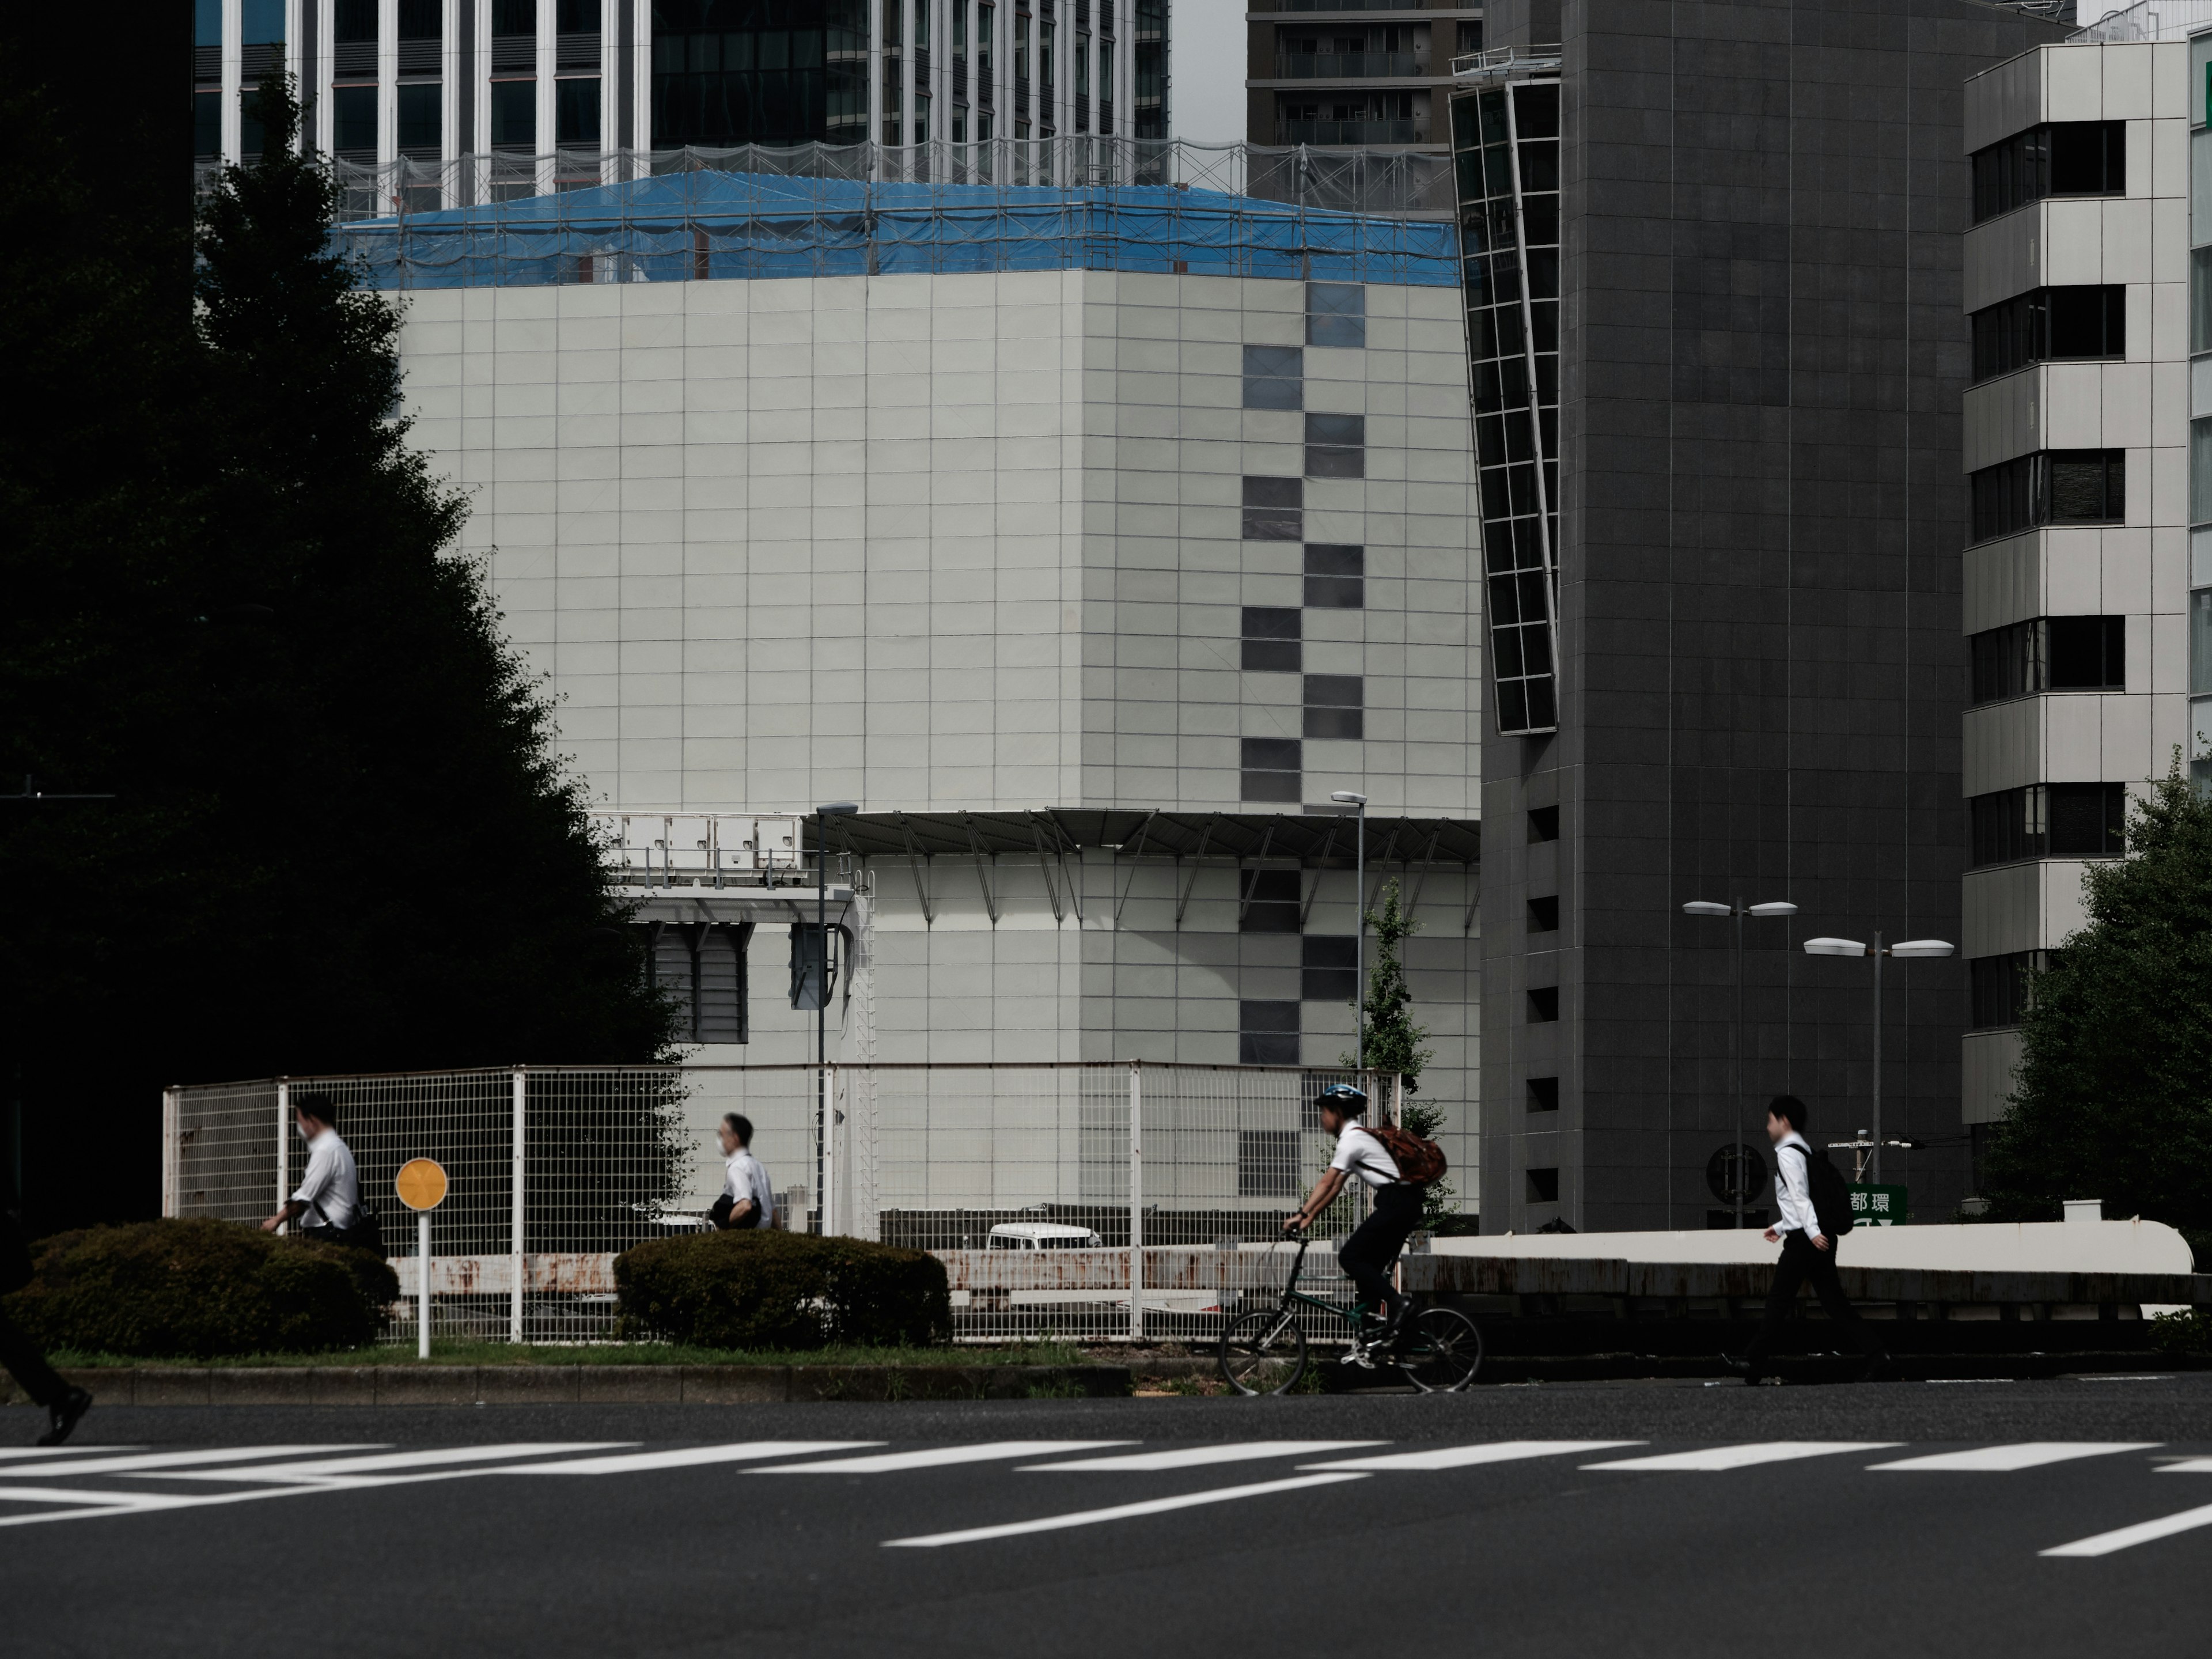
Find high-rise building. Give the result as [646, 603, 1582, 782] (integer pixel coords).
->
[1245, 2, 1485, 157]
[1456, 0, 2069, 1233]
[1955, 7, 2210, 1175]
[190, 0, 1153, 166]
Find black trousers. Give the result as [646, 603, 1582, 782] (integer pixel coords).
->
[1745, 1230, 1886, 1373]
[1339, 1184, 1422, 1315]
[0, 1305, 66, 1410]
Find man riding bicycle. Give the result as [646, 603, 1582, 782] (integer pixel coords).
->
[1282, 1082, 1422, 1356]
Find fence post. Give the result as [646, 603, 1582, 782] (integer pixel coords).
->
[161, 1088, 179, 1218]
[1128, 1059, 1143, 1342]
[820, 1064, 836, 1238]
[510, 1066, 525, 1344]
[275, 1080, 290, 1234]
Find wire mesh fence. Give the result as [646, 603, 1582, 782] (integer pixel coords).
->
[166, 1062, 1402, 1344]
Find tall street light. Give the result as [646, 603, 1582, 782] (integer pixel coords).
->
[1683, 897, 1798, 1228]
[1331, 791, 1369, 1073]
[814, 802, 858, 1233]
[1802, 931, 1955, 1183]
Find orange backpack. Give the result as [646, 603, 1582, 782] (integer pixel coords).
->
[1366, 1124, 1447, 1185]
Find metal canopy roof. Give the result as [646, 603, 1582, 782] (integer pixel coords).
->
[808, 809, 1480, 869]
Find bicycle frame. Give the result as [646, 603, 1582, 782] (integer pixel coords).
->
[1259, 1234, 1369, 1338]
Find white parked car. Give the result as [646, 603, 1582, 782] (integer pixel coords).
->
[986, 1222, 1105, 1251]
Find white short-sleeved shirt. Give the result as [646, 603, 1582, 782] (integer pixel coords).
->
[722, 1149, 775, 1228]
[291, 1129, 359, 1230]
[1328, 1123, 1403, 1190]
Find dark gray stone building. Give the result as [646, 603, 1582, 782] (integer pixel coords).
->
[1460, 0, 2070, 1232]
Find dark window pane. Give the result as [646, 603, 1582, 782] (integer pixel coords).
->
[336, 0, 379, 43]
[491, 78, 536, 147]
[1242, 639, 1302, 672]
[196, 0, 222, 47]
[1304, 543, 1363, 577]
[1970, 618, 2043, 704]
[2047, 615, 2124, 689]
[1305, 446, 1362, 479]
[1527, 1077, 1559, 1111]
[1527, 805, 1559, 842]
[1305, 413, 1364, 446]
[556, 74, 600, 144]
[1240, 770, 1302, 802]
[1238, 1129, 1301, 1195]
[1241, 738, 1302, 772]
[1242, 605, 1301, 641]
[1526, 1167, 1560, 1203]
[1239, 998, 1299, 1033]
[400, 0, 443, 39]
[495, 0, 537, 33]
[1304, 575, 1364, 608]
[1302, 674, 1362, 707]
[1527, 986, 1559, 1022]
[334, 83, 379, 153]
[194, 89, 221, 157]
[2048, 452, 2122, 522]
[1302, 707, 1363, 739]
[1239, 1033, 1301, 1065]
[1527, 895, 1558, 933]
[1243, 344, 1304, 410]
[2048, 782, 2126, 857]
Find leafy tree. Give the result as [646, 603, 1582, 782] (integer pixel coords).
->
[1981, 758, 2212, 1243]
[1340, 878, 1458, 1228]
[0, 80, 674, 1232]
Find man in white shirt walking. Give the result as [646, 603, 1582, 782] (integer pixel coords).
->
[713, 1113, 775, 1230]
[260, 1093, 362, 1242]
[1282, 1084, 1421, 1351]
[1738, 1094, 1888, 1384]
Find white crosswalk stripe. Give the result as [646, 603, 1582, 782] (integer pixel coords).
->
[885, 1472, 1370, 1548]
[1868, 1443, 2158, 1473]
[150, 1444, 634, 1483]
[2156, 1457, 2212, 1474]
[0, 1446, 132, 1462]
[2041, 1503, 2212, 1556]
[509, 1442, 882, 1475]
[750, 1441, 1134, 1474]
[1585, 1442, 1900, 1472]
[1021, 1441, 1384, 1472]
[0, 1445, 380, 1479]
[1304, 1441, 1645, 1472]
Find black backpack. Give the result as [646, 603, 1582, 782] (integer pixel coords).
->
[1790, 1141, 1854, 1238]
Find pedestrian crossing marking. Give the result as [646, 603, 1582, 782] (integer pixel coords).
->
[1868, 1443, 2158, 1473]
[751, 1441, 1135, 1475]
[1585, 1442, 1902, 1472]
[2041, 1502, 2212, 1558]
[510, 1442, 882, 1475]
[151, 1443, 635, 1483]
[1021, 1441, 1385, 1472]
[1304, 1441, 1645, 1472]
[2156, 1457, 2212, 1474]
[884, 1471, 1370, 1548]
[0, 1446, 133, 1462]
[0, 1445, 381, 1479]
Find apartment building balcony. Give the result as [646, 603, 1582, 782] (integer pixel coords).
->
[1280, 117, 1425, 143]
[1277, 50, 1422, 77]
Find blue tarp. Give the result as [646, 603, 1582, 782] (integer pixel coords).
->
[338, 169, 1459, 290]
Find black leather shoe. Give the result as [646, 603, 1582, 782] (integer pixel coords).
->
[38, 1387, 92, 1447]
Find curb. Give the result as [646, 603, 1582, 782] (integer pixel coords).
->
[1, 1364, 1134, 1407]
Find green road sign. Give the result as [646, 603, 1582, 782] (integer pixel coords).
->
[1849, 1183, 1907, 1226]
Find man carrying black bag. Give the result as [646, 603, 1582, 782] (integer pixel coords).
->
[1, 1207, 93, 1445]
[260, 1092, 379, 1254]
[1736, 1095, 1891, 1385]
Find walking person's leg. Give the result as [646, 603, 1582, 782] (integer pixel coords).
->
[1804, 1240, 1890, 1372]
[0, 1307, 90, 1444]
[1742, 1234, 1812, 1382]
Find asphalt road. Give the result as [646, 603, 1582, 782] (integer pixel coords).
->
[5, 1375, 2210, 1658]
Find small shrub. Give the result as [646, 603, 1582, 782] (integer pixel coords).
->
[3, 1217, 397, 1358]
[614, 1230, 950, 1350]
[2149, 1309, 2212, 1359]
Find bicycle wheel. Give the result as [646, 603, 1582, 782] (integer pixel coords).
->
[1395, 1306, 1483, 1392]
[1219, 1308, 1310, 1396]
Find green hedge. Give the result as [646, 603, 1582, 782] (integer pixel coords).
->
[615, 1230, 951, 1350]
[3, 1217, 399, 1358]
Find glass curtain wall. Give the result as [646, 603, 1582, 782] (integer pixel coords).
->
[1450, 76, 1562, 736]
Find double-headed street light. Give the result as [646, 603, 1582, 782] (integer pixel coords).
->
[1802, 932, 1954, 1183]
[1330, 791, 1369, 1072]
[1683, 897, 1798, 1226]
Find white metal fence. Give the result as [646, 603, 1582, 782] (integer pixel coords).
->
[165, 1062, 1400, 1344]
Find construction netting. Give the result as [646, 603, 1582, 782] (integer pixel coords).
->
[195, 139, 1460, 291]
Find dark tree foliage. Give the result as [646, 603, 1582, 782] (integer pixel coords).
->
[1982, 760, 2212, 1238]
[0, 81, 674, 1232]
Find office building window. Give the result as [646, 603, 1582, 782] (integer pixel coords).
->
[653, 0, 834, 147]
[1238, 1129, 1301, 1196]
[1969, 616, 2125, 703]
[2195, 420, 2212, 527]
[397, 83, 442, 155]
[1241, 607, 1301, 673]
[1969, 450, 2124, 543]
[1527, 805, 1559, 842]
[556, 75, 601, 145]
[491, 79, 536, 150]
[1969, 782, 2127, 867]
[2195, 248, 2212, 354]
[1238, 999, 1300, 1066]
[1240, 738, 1302, 804]
[1527, 1076, 1559, 1112]
[1241, 475, 1302, 540]
[1239, 868, 1302, 934]
[195, 0, 221, 46]
[1243, 344, 1304, 410]
[1307, 281, 1365, 348]
[1969, 286, 2126, 384]
[194, 89, 221, 158]
[1305, 412, 1365, 479]
[334, 84, 379, 157]
[1302, 674, 1362, 741]
[1301, 935, 1358, 1002]
[1972, 120, 2126, 223]
[1527, 895, 1558, 934]
[1527, 986, 1559, 1022]
[1526, 1167, 1560, 1203]
[1303, 544, 1363, 609]
[1969, 949, 2059, 1030]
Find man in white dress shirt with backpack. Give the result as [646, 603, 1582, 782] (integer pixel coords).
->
[1737, 1094, 1889, 1385]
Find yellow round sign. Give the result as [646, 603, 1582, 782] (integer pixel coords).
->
[395, 1157, 449, 1212]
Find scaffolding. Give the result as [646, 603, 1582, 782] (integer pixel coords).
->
[198, 139, 1459, 291]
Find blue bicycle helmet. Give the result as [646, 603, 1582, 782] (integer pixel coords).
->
[1317, 1083, 1368, 1115]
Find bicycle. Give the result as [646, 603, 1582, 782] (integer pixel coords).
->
[1217, 1228, 1483, 1395]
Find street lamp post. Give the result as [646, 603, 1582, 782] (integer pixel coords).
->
[1682, 897, 1797, 1228]
[1330, 791, 1369, 1073]
[813, 802, 858, 1233]
[1802, 932, 1955, 1183]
